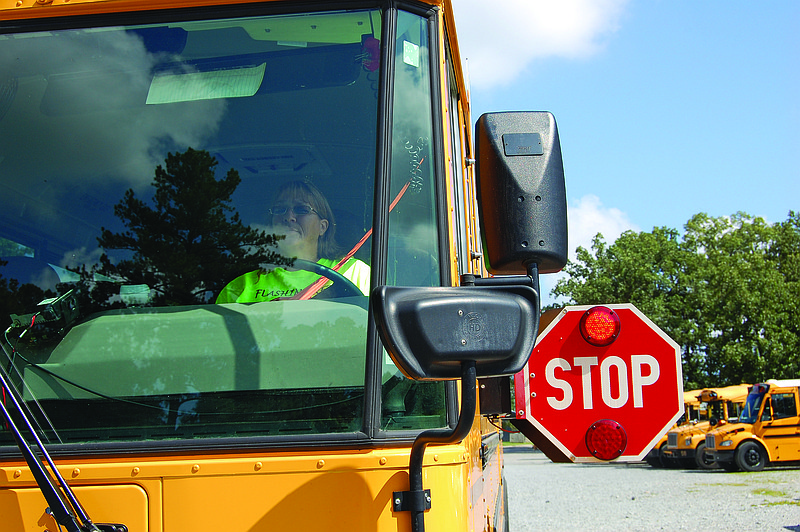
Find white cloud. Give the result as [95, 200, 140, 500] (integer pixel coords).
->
[451, 0, 630, 89]
[567, 193, 638, 259]
[2, 30, 225, 191]
[541, 194, 638, 305]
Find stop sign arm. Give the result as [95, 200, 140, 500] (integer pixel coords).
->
[510, 419, 573, 463]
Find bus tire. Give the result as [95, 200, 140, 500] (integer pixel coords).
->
[735, 441, 767, 472]
[694, 442, 718, 470]
[659, 443, 676, 468]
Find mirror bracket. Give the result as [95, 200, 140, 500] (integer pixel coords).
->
[393, 361, 477, 532]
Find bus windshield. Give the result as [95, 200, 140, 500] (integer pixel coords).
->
[0, 7, 446, 450]
[705, 401, 725, 421]
[739, 392, 766, 424]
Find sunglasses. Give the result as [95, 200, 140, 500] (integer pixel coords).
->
[269, 204, 317, 217]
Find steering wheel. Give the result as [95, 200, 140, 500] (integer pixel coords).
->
[291, 259, 363, 299]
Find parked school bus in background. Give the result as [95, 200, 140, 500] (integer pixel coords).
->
[665, 384, 749, 469]
[706, 380, 800, 472]
[645, 389, 702, 468]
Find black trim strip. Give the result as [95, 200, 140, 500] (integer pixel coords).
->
[1, 1, 384, 34]
[423, 4, 460, 428]
[481, 430, 500, 470]
[363, 0, 396, 439]
[0, 430, 431, 460]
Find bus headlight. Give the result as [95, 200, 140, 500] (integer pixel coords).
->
[721, 440, 733, 447]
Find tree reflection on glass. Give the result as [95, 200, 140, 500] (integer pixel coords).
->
[97, 148, 289, 306]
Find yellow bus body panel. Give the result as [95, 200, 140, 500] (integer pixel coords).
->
[1, 446, 471, 531]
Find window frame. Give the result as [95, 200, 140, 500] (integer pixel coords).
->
[0, 0, 459, 458]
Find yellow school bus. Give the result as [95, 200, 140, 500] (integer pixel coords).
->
[664, 384, 749, 469]
[706, 380, 800, 472]
[645, 388, 702, 468]
[0, 0, 573, 530]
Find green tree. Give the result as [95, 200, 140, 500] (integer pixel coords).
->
[98, 148, 288, 305]
[553, 212, 800, 387]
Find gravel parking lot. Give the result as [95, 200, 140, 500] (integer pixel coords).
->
[504, 447, 800, 532]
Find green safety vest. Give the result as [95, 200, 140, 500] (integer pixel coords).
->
[216, 257, 370, 303]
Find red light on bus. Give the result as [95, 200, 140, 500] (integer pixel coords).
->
[579, 306, 620, 346]
[585, 419, 627, 460]
[750, 384, 770, 394]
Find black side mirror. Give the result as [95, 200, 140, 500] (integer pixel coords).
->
[475, 111, 568, 275]
[371, 285, 539, 380]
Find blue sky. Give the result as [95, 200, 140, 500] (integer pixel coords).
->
[452, 1, 799, 301]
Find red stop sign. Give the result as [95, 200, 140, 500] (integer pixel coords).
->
[513, 304, 683, 462]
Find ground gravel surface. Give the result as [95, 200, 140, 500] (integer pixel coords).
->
[504, 447, 800, 532]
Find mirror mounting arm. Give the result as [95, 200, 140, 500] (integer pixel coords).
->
[462, 262, 541, 300]
[393, 361, 477, 532]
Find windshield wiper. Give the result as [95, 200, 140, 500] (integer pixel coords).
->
[0, 345, 126, 532]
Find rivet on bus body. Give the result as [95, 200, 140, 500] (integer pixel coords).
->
[530, 372, 535, 378]
[316, 460, 325, 469]
[15, 1, 22, 6]
[254, 462, 263, 471]
[132, 467, 140, 476]
[433, 454, 439, 462]
[518, 410, 525, 416]
[379, 457, 387, 466]
[72, 468, 80, 477]
[531, 392, 536, 398]
[13, 469, 22, 479]
[191, 464, 200, 473]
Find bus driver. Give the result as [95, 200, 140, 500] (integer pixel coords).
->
[216, 180, 370, 303]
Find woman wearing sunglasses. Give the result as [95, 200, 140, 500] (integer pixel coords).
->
[216, 180, 370, 303]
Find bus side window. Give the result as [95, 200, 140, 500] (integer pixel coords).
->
[380, 9, 446, 432]
[385, 11, 440, 289]
[761, 399, 772, 421]
[771, 393, 798, 420]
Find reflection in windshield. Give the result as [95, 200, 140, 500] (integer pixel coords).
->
[0, 9, 397, 448]
[96, 147, 289, 307]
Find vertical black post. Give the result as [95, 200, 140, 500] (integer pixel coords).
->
[403, 361, 477, 532]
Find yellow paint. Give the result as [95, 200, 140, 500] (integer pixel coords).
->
[0, 445, 481, 531]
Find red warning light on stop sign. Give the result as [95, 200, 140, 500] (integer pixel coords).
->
[515, 304, 683, 462]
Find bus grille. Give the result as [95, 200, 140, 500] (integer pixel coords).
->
[705, 434, 715, 449]
[668, 433, 678, 447]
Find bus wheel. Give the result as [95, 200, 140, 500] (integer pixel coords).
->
[735, 442, 767, 472]
[658, 443, 675, 468]
[694, 442, 718, 470]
